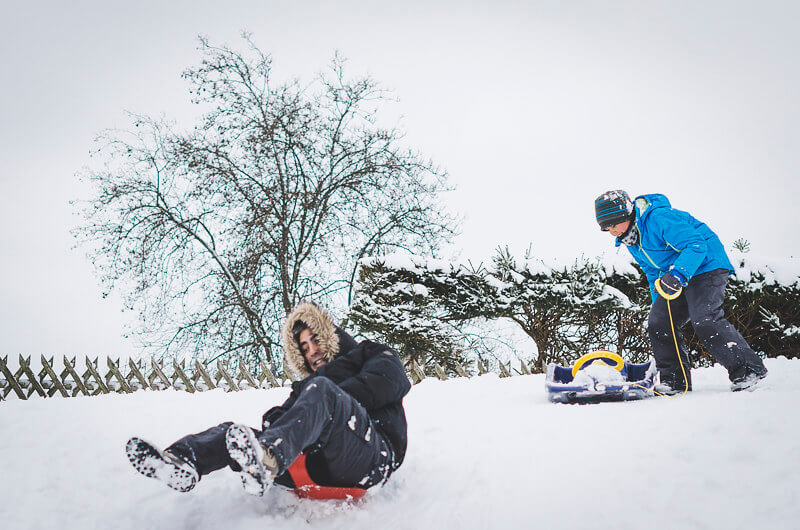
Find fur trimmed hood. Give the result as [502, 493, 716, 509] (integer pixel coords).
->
[281, 302, 341, 378]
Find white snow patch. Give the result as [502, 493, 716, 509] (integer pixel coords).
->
[571, 361, 626, 388]
[1, 358, 798, 529]
[365, 253, 452, 274]
[728, 250, 800, 286]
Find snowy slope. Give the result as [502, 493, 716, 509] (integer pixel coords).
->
[1, 357, 798, 530]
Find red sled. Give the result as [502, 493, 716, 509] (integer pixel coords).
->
[286, 453, 367, 500]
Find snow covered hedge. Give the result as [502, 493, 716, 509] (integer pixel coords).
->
[720, 251, 800, 358]
[348, 254, 494, 374]
[349, 250, 800, 374]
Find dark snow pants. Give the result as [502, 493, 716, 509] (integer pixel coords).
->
[167, 377, 392, 488]
[648, 268, 767, 384]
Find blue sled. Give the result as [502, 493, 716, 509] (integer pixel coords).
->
[545, 352, 657, 404]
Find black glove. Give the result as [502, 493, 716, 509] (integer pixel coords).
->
[658, 271, 685, 297]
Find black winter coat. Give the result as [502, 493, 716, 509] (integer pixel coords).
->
[262, 330, 411, 470]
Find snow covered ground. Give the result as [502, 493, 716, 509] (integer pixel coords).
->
[1, 357, 798, 530]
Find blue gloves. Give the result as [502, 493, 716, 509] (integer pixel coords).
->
[658, 270, 687, 298]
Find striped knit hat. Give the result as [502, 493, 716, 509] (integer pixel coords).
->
[594, 190, 634, 230]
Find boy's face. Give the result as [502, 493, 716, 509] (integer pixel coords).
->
[605, 220, 631, 238]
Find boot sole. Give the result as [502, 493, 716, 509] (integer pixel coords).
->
[731, 373, 767, 392]
[225, 424, 270, 496]
[125, 437, 197, 492]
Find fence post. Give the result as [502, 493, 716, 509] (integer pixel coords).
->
[63, 357, 89, 396]
[259, 358, 280, 388]
[41, 356, 69, 397]
[519, 360, 531, 375]
[107, 358, 132, 393]
[498, 361, 512, 378]
[84, 357, 110, 395]
[194, 360, 216, 391]
[217, 360, 239, 392]
[454, 362, 470, 379]
[127, 359, 150, 390]
[171, 359, 195, 393]
[238, 356, 259, 389]
[19, 356, 47, 398]
[409, 360, 426, 384]
[0, 356, 26, 400]
[477, 359, 489, 375]
[150, 358, 172, 390]
[433, 363, 448, 381]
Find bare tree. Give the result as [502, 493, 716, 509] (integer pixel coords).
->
[75, 35, 457, 371]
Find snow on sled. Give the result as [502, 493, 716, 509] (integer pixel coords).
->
[545, 351, 656, 404]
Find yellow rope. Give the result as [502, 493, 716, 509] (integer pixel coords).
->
[649, 279, 689, 399]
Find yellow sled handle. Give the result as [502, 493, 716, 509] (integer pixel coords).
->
[655, 278, 682, 301]
[571, 350, 625, 377]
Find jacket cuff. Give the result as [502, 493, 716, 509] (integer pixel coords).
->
[669, 268, 689, 286]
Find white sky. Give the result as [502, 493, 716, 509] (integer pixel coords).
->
[1, 1, 798, 358]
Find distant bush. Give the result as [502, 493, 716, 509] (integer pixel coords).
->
[350, 250, 800, 371]
[348, 255, 494, 375]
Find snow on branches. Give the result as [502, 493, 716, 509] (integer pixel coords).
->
[350, 249, 800, 373]
[350, 250, 651, 373]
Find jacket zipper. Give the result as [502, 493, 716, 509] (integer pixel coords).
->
[635, 223, 662, 271]
[639, 244, 661, 271]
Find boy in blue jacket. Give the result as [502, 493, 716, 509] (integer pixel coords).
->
[595, 190, 767, 393]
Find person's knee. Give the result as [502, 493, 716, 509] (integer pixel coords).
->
[692, 314, 724, 338]
[301, 376, 338, 399]
[690, 300, 725, 324]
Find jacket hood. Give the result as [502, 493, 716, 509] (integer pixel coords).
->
[615, 193, 672, 247]
[634, 193, 671, 221]
[281, 302, 357, 379]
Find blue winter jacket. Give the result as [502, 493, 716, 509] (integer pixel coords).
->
[616, 194, 734, 303]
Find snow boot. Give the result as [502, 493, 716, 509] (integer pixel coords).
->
[125, 437, 199, 492]
[654, 371, 692, 396]
[225, 423, 279, 496]
[731, 369, 767, 392]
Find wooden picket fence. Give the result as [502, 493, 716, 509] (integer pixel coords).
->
[0, 354, 539, 401]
